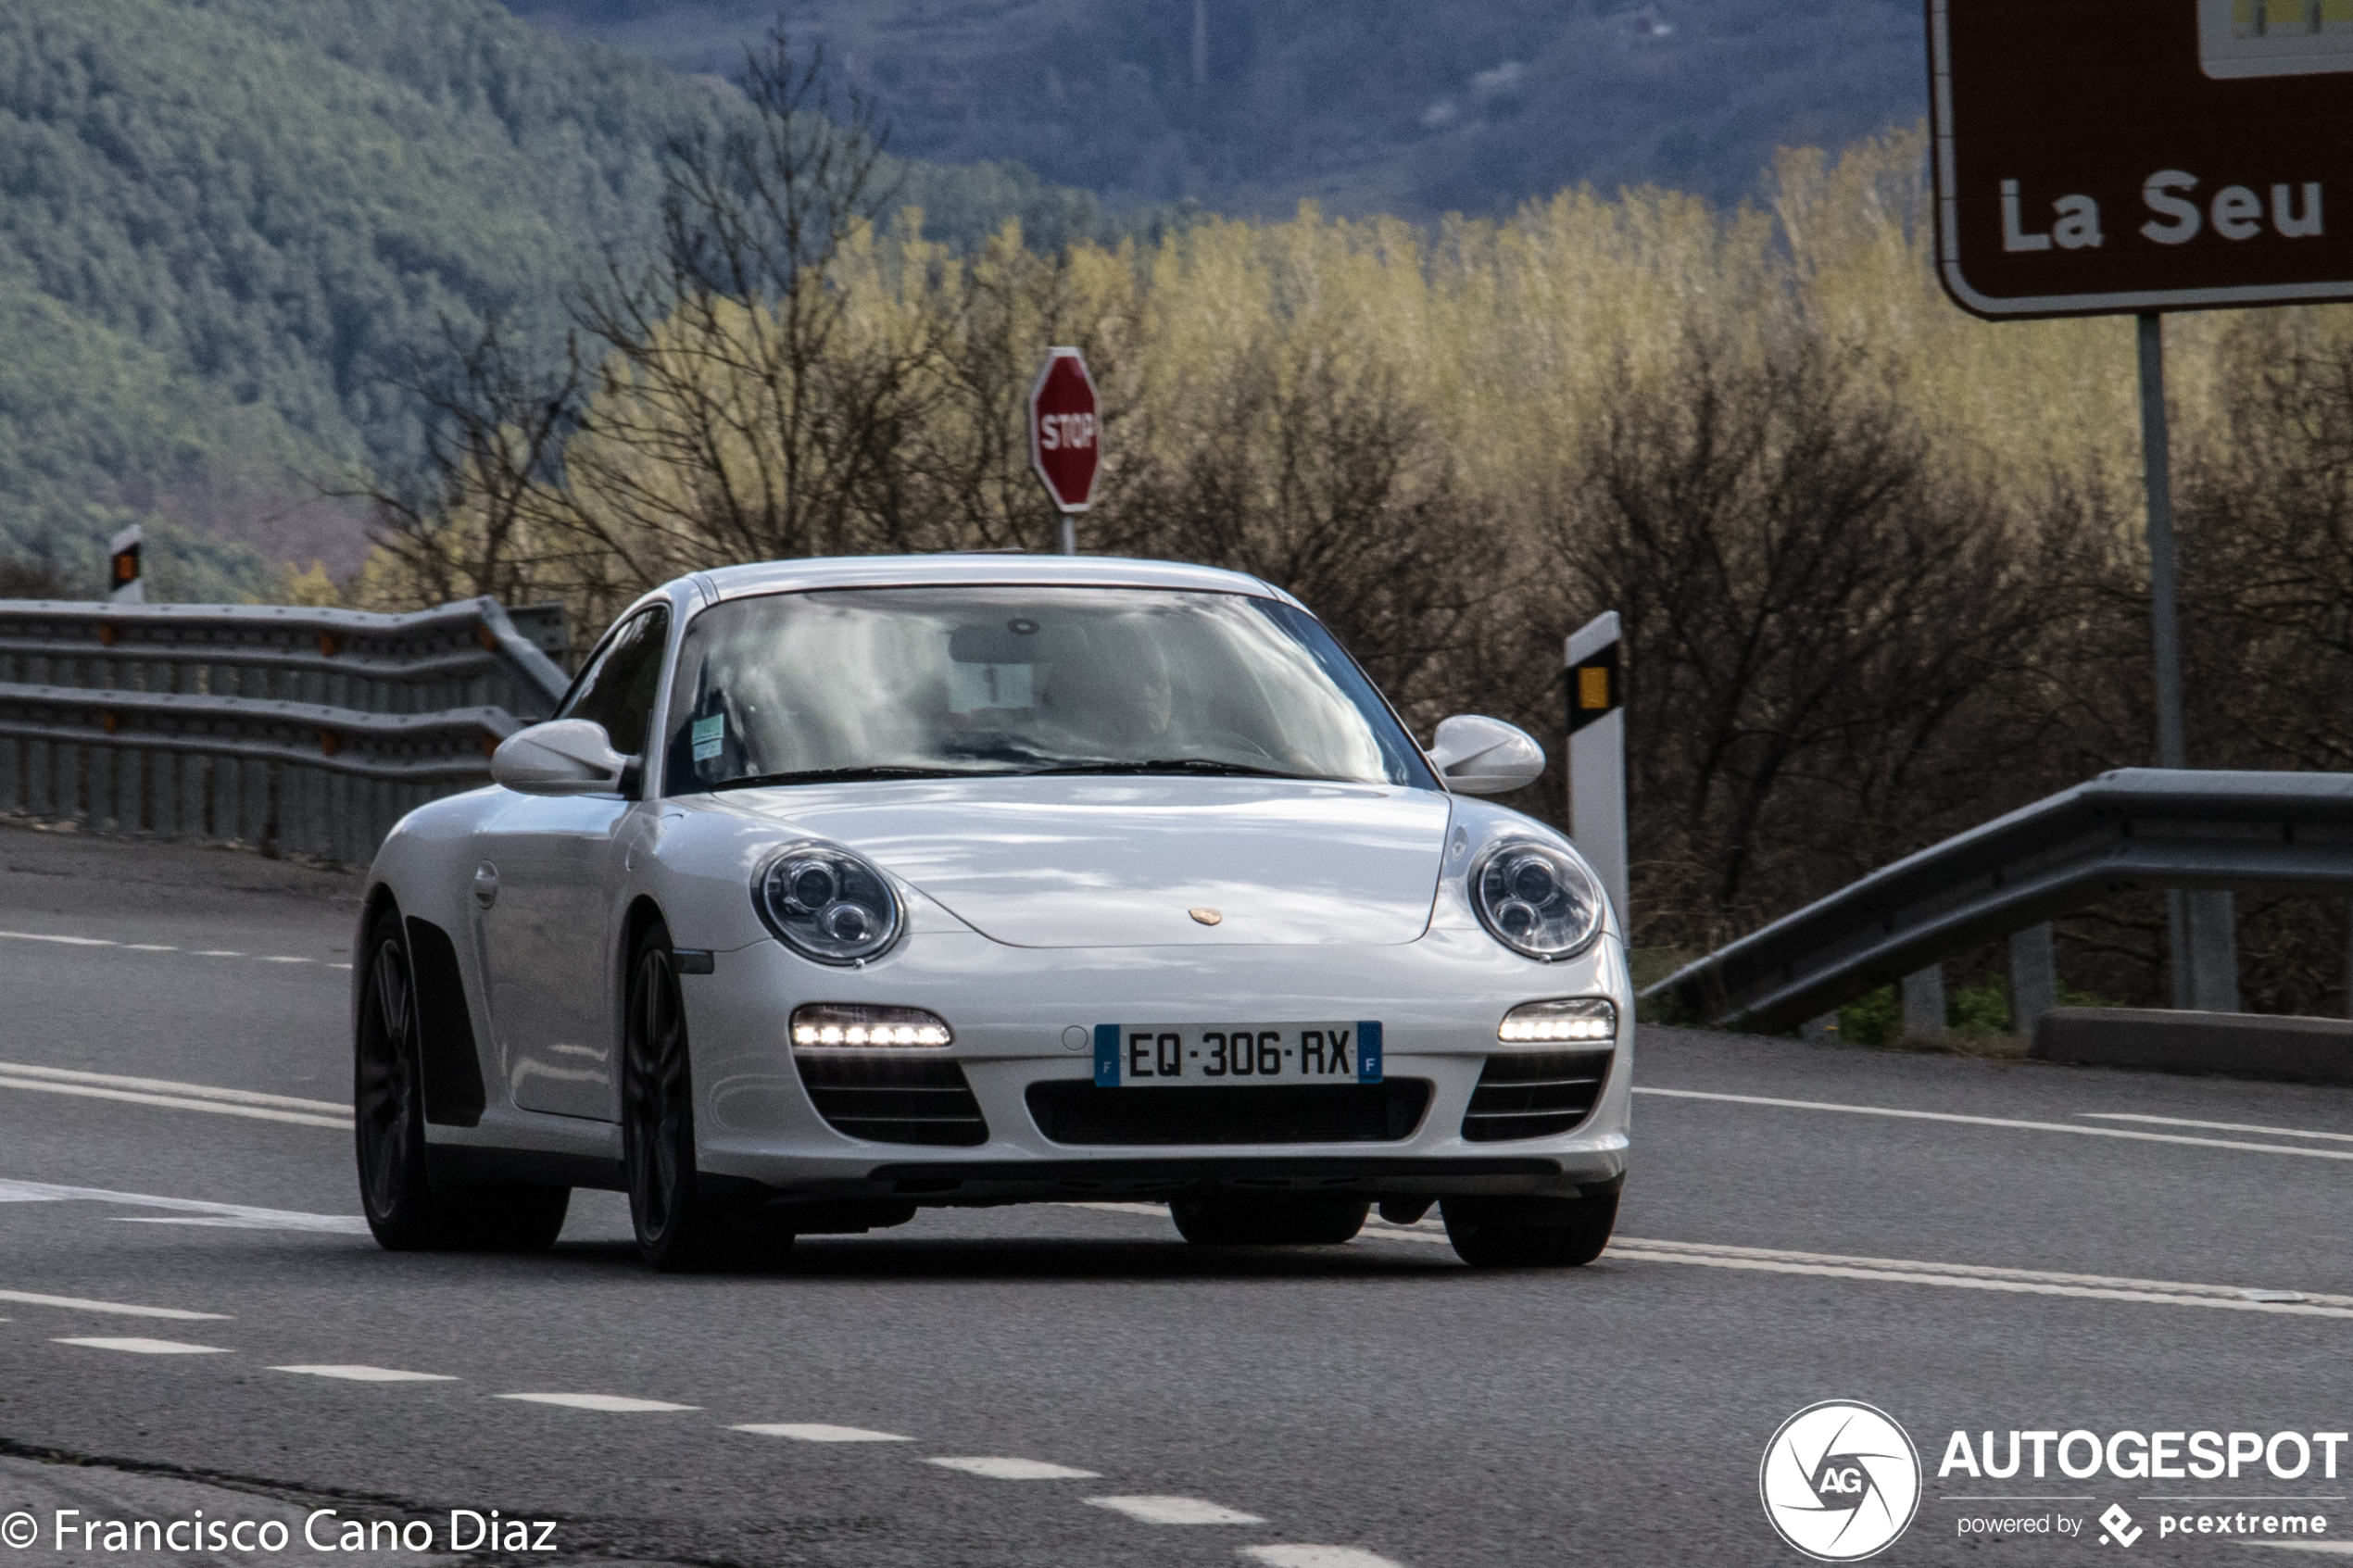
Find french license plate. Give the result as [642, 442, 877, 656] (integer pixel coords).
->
[1093, 1022, 1383, 1087]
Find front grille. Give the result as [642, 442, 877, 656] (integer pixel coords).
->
[796, 1053, 988, 1147]
[1026, 1081, 1431, 1146]
[1460, 1050, 1614, 1141]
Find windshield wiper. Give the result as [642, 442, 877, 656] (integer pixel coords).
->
[1026, 759, 1316, 781]
[711, 765, 1020, 791]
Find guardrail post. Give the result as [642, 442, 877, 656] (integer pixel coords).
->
[1901, 966, 1946, 1043]
[2183, 890, 2239, 1012]
[2008, 924, 2060, 1039]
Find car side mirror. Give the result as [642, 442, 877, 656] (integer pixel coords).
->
[1428, 715, 1545, 796]
[490, 720, 631, 797]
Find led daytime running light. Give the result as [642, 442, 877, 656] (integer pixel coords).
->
[1497, 997, 1617, 1044]
[791, 1003, 953, 1049]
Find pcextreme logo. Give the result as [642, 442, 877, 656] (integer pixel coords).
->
[1760, 1400, 1924, 1562]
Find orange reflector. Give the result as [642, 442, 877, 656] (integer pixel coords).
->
[1578, 666, 1611, 710]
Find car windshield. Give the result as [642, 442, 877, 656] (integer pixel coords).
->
[661, 585, 1434, 793]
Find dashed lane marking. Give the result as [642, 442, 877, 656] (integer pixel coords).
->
[0, 930, 339, 968]
[54, 1336, 230, 1355]
[731, 1423, 911, 1442]
[0, 1076, 349, 1128]
[497, 1393, 700, 1412]
[1242, 1549, 1410, 1568]
[0, 1179, 367, 1233]
[272, 1365, 458, 1383]
[928, 1457, 1101, 1479]
[1088, 1497, 1267, 1525]
[0, 1288, 227, 1320]
[0, 1061, 347, 1114]
[2081, 1113, 2353, 1144]
[1634, 1085, 2353, 1161]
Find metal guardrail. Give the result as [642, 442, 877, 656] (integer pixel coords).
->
[1642, 769, 2353, 1034]
[0, 598, 571, 863]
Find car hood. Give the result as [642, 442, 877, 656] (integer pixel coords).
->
[704, 777, 1454, 947]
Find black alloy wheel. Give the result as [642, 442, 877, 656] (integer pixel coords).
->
[1170, 1195, 1372, 1247]
[354, 907, 568, 1252]
[623, 921, 757, 1270]
[1441, 1189, 1619, 1268]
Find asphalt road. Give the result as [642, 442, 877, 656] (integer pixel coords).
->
[3, 821, 2351, 1567]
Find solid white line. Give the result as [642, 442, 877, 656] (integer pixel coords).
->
[1610, 1236, 2353, 1305]
[271, 1365, 457, 1383]
[1633, 1086, 2353, 1160]
[1088, 1497, 1266, 1525]
[1612, 1246, 2353, 1319]
[928, 1457, 1101, 1479]
[731, 1423, 911, 1442]
[2081, 1113, 2353, 1144]
[0, 1179, 368, 1233]
[1242, 1549, 1409, 1568]
[54, 1336, 229, 1354]
[0, 1077, 349, 1128]
[0, 1061, 348, 1113]
[0, 1288, 227, 1320]
[498, 1393, 698, 1412]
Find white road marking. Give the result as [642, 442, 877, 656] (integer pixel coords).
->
[0, 1179, 368, 1233]
[2245, 1544, 2353, 1554]
[1088, 1497, 1266, 1525]
[1610, 1237, 2353, 1306]
[192, 950, 245, 958]
[0, 931, 114, 947]
[497, 1393, 699, 1412]
[927, 1457, 1101, 1479]
[258, 956, 313, 964]
[271, 1365, 458, 1383]
[0, 1288, 226, 1320]
[0, 1061, 347, 1114]
[0, 1077, 349, 1128]
[1058, 1201, 1171, 1216]
[124, 944, 176, 952]
[1611, 1240, 2353, 1319]
[1634, 1086, 2353, 1160]
[2081, 1113, 2353, 1144]
[731, 1423, 911, 1442]
[0, 931, 334, 966]
[1242, 1549, 1409, 1568]
[55, 1336, 229, 1354]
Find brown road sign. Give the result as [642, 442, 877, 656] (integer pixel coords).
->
[1930, 0, 2353, 319]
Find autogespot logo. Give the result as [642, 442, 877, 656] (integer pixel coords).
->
[1760, 1400, 1924, 1562]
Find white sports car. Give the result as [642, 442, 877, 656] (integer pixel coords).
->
[354, 556, 1632, 1270]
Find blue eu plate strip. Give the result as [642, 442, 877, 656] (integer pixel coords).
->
[1356, 1020, 1382, 1084]
[1093, 1024, 1122, 1087]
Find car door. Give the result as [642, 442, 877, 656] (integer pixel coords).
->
[478, 606, 670, 1121]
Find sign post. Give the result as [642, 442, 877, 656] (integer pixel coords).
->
[107, 524, 143, 605]
[1027, 347, 1101, 555]
[1929, 0, 2351, 1010]
[1565, 612, 1629, 930]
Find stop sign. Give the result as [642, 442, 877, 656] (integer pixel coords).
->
[1027, 347, 1101, 513]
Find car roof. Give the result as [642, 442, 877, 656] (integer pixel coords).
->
[686, 554, 1300, 608]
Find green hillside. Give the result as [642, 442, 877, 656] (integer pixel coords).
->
[0, 0, 1133, 599]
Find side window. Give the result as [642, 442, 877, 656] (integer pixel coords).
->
[557, 608, 670, 757]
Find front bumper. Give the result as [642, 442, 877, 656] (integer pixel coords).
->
[678, 926, 1634, 1204]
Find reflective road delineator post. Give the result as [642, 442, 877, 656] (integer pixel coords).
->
[107, 524, 143, 604]
[1565, 611, 1628, 928]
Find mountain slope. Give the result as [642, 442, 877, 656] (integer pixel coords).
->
[516, 0, 1930, 219]
[0, 0, 1132, 596]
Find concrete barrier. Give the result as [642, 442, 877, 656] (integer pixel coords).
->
[2031, 1006, 2353, 1085]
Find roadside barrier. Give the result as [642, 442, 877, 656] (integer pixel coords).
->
[0, 598, 569, 864]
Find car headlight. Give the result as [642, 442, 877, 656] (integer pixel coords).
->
[791, 1004, 952, 1048]
[1498, 997, 1617, 1043]
[754, 841, 903, 965]
[1471, 840, 1605, 960]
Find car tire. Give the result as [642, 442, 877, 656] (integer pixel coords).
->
[623, 919, 735, 1272]
[1170, 1195, 1371, 1247]
[355, 907, 569, 1252]
[1441, 1190, 1619, 1269]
